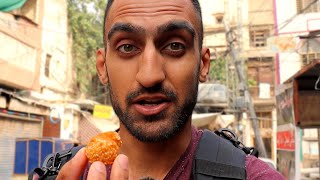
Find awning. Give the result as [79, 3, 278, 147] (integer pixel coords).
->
[0, 88, 50, 115]
[281, 60, 320, 127]
[0, 0, 26, 12]
[192, 113, 219, 128]
[79, 112, 119, 144]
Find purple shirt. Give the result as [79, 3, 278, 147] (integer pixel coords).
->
[163, 128, 284, 180]
[84, 128, 284, 180]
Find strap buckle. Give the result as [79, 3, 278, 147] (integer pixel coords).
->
[36, 150, 73, 179]
[214, 128, 259, 157]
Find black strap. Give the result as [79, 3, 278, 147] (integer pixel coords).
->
[194, 159, 246, 179]
[193, 130, 246, 180]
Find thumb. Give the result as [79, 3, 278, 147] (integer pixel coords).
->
[57, 148, 88, 180]
[87, 161, 107, 180]
[110, 154, 129, 180]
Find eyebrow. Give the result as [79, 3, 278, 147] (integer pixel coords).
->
[107, 23, 145, 40]
[157, 20, 195, 39]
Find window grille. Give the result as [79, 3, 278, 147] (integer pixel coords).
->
[250, 29, 269, 48]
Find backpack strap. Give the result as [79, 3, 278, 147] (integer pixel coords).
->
[193, 130, 246, 180]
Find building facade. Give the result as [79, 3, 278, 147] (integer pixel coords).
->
[199, 0, 277, 160]
[200, 0, 320, 176]
[0, 0, 77, 179]
[273, 0, 320, 178]
[274, 0, 320, 83]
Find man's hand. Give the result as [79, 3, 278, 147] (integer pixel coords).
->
[86, 154, 129, 180]
[55, 147, 129, 180]
[56, 148, 88, 179]
[110, 154, 129, 180]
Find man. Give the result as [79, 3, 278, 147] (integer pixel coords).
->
[55, 0, 284, 179]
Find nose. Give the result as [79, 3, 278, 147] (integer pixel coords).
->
[136, 45, 165, 88]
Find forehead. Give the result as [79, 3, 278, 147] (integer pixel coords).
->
[106, 0, 199, 36]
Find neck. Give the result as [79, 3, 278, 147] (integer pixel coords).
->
[118, 121, 192, 180]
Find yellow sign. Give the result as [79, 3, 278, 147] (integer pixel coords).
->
[93, 105, 113, 119]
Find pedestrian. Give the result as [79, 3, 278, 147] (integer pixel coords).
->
[37, 0, 285, 179]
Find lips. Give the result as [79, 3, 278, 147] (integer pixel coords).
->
[131, 94, 171, 116]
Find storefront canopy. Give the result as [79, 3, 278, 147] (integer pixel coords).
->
[283, 60, 320, 127]
[0, 0, 26, 12]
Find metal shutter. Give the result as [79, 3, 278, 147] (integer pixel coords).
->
[0, 117, 41, 180]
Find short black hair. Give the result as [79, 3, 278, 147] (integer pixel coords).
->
[103, 0, 203, 48]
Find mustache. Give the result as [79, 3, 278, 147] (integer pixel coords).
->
[126, 84, 177, 104]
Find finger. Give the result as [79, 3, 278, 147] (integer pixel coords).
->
[57, 148, 88, 180]
[110, 154, 129, 180]
[32, 173, 39, 180]
[87, 161, 107, 180]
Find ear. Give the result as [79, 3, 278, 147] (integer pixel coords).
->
[199, 47, 210, 82]
[96, 48, 108, 84]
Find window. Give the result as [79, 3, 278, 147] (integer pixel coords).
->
[301, 52, 320, 66]
[247, 57, 275, 99]
[297, 0, 320, 13]
[213, 13, 224, 24]
[256, 112, 273, 129]
[45, 54, 51, 77]
[250, 29, 269, 48]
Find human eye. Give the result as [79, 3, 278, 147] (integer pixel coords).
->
[117, 44, 138, 54]
[162, 42, 186, 57]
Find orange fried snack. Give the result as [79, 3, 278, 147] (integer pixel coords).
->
[85, 131, 122, 165]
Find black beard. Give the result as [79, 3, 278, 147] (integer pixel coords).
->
[108, 79, 199, 143]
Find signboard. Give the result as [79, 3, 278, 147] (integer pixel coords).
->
[275, 84, 294, 125]
[277, 130, 295, 151]
[267, 36, 299, 53]
[93, 105, 113, 119]
[277, 124, 295, 151]
[276, 84, 299, 179]
[277, 124, 297, 179]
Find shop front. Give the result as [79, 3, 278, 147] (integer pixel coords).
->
[276, 61, 320, 179]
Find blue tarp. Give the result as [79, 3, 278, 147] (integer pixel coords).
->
[0, 0, 27, 12]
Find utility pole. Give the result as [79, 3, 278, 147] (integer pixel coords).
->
[223, 20, 268, 158]
[237, 0, 242, 52]
[234, 0, 243, 137]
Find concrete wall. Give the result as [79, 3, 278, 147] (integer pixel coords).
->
[37, 0, 73, 101]
[0, 0, 74, 98]
[200, 0, 227, 53]
[201, 0, 225, 28]
[0, 1, 44, 90]
[248, 0, 273, 25]
[278, 52, 302, 83]
[200, 0, 273, 56]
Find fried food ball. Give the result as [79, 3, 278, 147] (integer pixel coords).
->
[85, 131, 122, 165]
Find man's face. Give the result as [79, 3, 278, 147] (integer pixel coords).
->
[99, 0, 210, 142]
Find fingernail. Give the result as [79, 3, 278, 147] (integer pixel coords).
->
[117, 154, 128, 170]
[93, 162, 106, 173]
